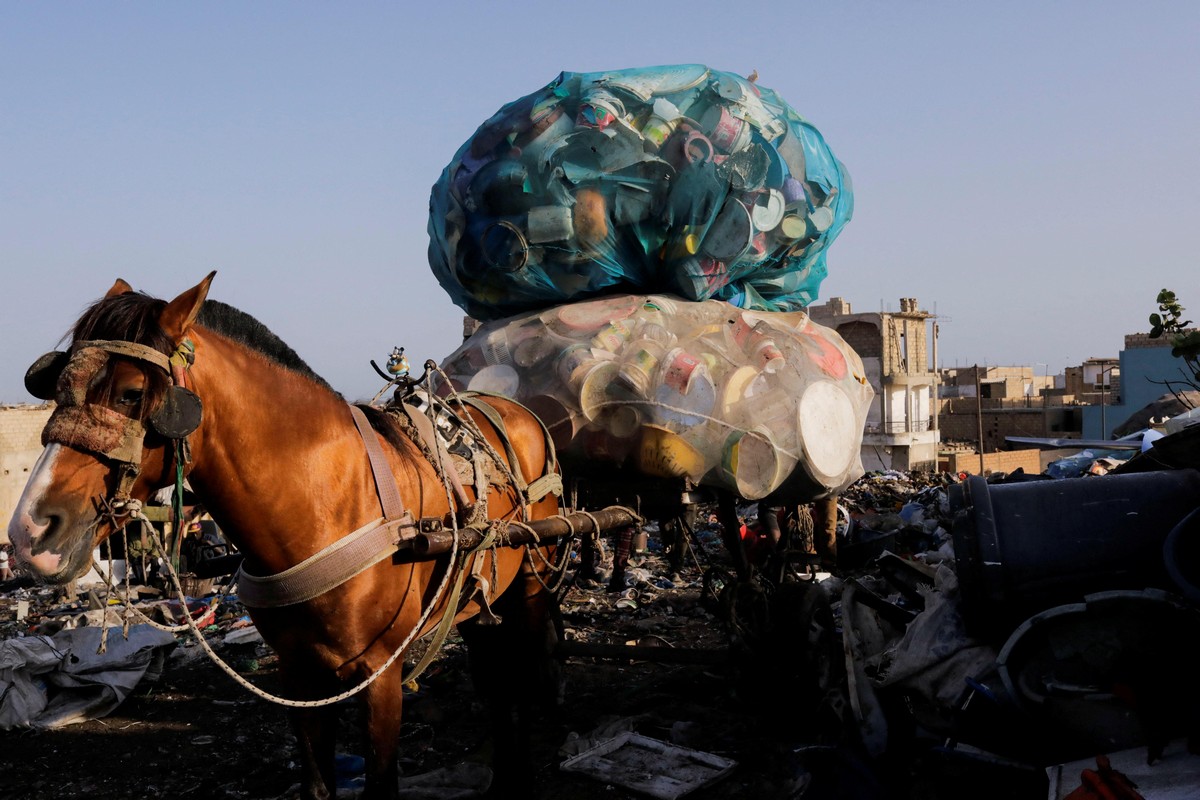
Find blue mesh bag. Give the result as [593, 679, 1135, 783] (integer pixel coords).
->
[428, 64, 853, 321]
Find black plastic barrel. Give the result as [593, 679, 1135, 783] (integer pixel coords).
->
[949, 469, 1200, 635]
[1164, 506, 1200, 604]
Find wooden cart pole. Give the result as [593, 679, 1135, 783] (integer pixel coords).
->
[413, 505, 642, 557]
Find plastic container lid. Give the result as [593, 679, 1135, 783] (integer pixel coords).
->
[514, 334, 558, 368]
[721, 365, 766, 413]
[723, 426, 783, 499]
[555, 295, 642, 332]
[797, 381, 857, 485]
[604, 404, 642, 439]
[751, 189, 785, 231]
[579, 361, 621, 421]
[809, 206, 834, 233]
[468, 364, 520, 397]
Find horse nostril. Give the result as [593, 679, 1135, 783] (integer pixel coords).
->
[43, 512, 63, 535]
[24, 511, 64, 552]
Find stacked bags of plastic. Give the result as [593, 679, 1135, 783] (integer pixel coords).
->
[427, 65, 870, 499]
[428, 64, 853, 321]
[438, 294, 872, 500]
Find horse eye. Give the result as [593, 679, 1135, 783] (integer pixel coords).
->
[118, 389, 144, 407]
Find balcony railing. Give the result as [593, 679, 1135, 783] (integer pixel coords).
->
[865, 418, 933, 435]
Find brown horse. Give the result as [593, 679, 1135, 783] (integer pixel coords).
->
[7, 273, 563, 799]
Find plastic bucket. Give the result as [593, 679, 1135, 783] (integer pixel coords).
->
[995, 589, 1200, 763]
[949, 469, 1200, 635]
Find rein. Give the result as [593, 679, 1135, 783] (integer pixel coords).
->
[40, 332, 570, 708]
[147, 379, 564, 708]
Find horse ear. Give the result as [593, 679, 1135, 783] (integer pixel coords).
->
[160, 271, 217, 341]
[105, 279, 134, 298]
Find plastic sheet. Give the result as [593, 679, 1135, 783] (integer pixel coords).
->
[428, 64, 853, 321]
[437, 293, 872, 500]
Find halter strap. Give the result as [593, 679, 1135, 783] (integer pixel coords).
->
[74, 339, 172, 373]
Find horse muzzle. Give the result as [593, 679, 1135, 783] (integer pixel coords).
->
[7, 444, 104, 583]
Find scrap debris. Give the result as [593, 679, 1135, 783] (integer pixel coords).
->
[2, 459, 1199, 798]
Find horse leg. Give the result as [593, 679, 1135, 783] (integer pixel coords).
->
[810, 494, 839, 570]
[459, 616, 525, 793]
[288, 703, 338, 800]
[460, 574, 560, 796]
[606, 524, 635, 592]
[361, 668, 405, 800]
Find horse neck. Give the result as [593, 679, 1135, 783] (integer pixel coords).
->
[180, 329, 401, 571]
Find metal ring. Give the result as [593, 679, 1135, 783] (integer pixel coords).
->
[480, 220, 529, 272]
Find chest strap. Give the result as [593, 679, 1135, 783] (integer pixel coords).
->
[236, 405, 419, 608]
[236, 514, 419, 608]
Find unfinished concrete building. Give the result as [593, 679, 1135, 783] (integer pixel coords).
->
[809, 297, 940, 472]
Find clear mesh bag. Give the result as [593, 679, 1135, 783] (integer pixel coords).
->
[438, 294, 873, 500]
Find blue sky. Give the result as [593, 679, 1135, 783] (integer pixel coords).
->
[2, 2, 1196, 402]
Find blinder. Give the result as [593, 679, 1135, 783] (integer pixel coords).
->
[24, 350, 69, 401]
[152, 386, 203, 439]
[26, 343, 203, 440]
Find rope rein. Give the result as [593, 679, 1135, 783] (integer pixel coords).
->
[91, 503, 462, 708]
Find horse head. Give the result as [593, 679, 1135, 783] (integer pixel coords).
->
[8, 272, 214, 582]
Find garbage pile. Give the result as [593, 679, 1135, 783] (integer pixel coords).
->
[792, 466, 1200, 797]
[424, 64, 867, 500]
[0, 577, 268, 731]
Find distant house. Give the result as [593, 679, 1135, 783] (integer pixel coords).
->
[808, 297, 940, 472]
[1082, 332, 1195, 439]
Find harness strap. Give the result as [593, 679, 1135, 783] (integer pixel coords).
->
[74, 339, 172, 372]
[236, 515, 419, 608]
[456, 392, 563, 504]
[349, 405, 406, 522]
[396, 402, 473, 510]
[402, 543, 484, 681]
[459, 395, 527, 488]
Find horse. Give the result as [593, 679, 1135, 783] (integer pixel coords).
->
[7, 272, 565, 800]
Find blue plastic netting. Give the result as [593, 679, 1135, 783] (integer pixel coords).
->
[428, 64, 853, 321]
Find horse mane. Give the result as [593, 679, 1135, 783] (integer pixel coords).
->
[197, 299, 340, 397]
[70, 290, 341, 399]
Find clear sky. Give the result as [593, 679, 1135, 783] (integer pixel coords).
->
[2, 1, 1196, 403]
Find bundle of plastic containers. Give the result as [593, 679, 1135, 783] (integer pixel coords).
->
[437, 294, 872, 500]
[428, 65, 869, 499]
[428, 64, 854, 321]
